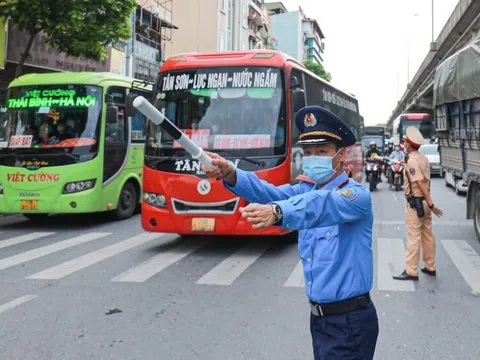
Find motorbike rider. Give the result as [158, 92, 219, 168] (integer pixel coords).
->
[387, 142, 406, 184]
[389, 143, 406, 162]
[385, 141, 394, 156]
[365, 140, 383, 181]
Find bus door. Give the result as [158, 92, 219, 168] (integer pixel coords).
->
[103, 86, 129, 184]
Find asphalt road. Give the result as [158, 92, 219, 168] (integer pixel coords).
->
[0, 176, 479, 360]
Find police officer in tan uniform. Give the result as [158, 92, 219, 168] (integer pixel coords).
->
[393, 127, 444, 281]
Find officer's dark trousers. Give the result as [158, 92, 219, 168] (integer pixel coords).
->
[310, 301, 379, 359]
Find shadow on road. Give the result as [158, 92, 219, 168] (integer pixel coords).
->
[0, 212, 129, 231]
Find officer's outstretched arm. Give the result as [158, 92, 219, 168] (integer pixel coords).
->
[270, 185, 371, 229]
[223, 168, 300, 204]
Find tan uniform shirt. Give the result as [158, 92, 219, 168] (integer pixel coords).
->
[404, 151, 430, 197]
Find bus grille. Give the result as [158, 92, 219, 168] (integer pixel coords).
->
[171, 198, 239, 214]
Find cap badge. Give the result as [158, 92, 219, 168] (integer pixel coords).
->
[304, 113, 317, 128]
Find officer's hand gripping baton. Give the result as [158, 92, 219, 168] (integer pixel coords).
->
[132, 96, 218, 170]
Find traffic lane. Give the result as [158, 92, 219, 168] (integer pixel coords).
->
[0, 186, 479, 359]
[370, 177, 467, 222]
[371, 176, 480, 358]
[370, 176, 480, 255]
[1, 242, 478, 360]
[0, 232, 313, 360]
[373, 292, 480, 360]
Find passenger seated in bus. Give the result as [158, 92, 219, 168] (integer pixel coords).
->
[191, 117, 200, 130]
[38, 117, 55, 143]
[48, 121, 69, 144]
[65, 119, 77, 137]
[254, 111, 285, 145]
[23, 125, 41, 145]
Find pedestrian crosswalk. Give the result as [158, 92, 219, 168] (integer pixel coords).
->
[0, 230, 479, 294]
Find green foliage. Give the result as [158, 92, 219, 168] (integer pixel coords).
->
[303, 59, 331, 82]
[0, 0, 137, 76]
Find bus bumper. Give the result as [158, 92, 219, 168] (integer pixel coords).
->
[141, 203, 292, 236]
[0, 188, 102, 215]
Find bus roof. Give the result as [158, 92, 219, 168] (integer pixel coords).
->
[160, 50, 358, 102]
[8, 72, 153, 90]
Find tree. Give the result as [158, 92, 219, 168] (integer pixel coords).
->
[0, 0, 137, 77]
[303, 59, 331, 82]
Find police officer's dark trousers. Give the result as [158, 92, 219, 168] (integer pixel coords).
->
[309, 297, 379, 359]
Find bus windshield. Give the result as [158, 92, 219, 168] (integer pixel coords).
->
[0, 85, 102, 167]
[401, 119, 434, 139]
[145, 66, 286, 158]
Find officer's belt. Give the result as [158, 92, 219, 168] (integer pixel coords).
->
[405, 196, 425, 201]
[309, 293, 371, 317]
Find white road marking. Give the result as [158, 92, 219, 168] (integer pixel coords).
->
[392, 193, 399, 202]
[26, 233, 163, 280]
[196, 240, 273, 285]
[442, 240, 480, 295]
[376, 238, 415, 292]
[0, 232, 55, 250]
[0, 233, 110, 271]
[284, 260, 304, 288]
[111, 239, 206, 283]
[0, 294, 38, 315]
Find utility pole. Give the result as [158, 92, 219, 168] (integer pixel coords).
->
[431, 0, 435, 42]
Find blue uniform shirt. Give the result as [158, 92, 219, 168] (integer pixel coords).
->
[224, 169, 374, 304]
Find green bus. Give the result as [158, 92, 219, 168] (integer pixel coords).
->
[0, 72, 153, 221]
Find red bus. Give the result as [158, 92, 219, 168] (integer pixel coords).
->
[140, 50, 363, 236]
[393, 113, 435, 143]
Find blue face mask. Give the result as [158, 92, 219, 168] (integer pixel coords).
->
[302, 150, 340, 184]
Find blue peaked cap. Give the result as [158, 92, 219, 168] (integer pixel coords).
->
[294, 106, 356, 147]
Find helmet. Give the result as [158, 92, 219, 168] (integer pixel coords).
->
[369, 140, 376, 146]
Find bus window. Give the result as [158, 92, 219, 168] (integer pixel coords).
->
[130, 89, 151, 144]
[290, 68, 304, 146]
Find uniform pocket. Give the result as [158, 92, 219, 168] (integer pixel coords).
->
[314, 227, 339, 263]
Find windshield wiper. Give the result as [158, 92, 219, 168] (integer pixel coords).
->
[146, 150, 266, 168]
[214, 150, 266, 167]
[147, 151, 191, 168]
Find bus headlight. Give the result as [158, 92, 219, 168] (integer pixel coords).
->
[62, 179, 96, 194]
[0, 183, 3, 195]
[143, 192, 167, 208]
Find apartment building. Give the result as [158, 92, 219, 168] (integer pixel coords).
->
[266, 2, 325, 64]
[164, 0, 272, 57]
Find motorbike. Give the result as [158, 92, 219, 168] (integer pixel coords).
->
[388, 161, 405, 191]
[365, 159, 380, 191]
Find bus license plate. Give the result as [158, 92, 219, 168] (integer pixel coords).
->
[191, 218, 215, 232]
[20, 200, 38, 210]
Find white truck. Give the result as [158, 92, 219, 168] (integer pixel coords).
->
[434, 39, 480, 241]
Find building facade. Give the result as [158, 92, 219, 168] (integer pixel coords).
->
[266, 2, 325, 64]
[164, 0, 273, 57]
[129, 0, 177, 82]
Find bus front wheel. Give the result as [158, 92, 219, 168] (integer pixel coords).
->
[113, 181, 137, 220]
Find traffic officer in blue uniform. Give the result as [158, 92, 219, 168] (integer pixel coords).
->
[202, 106, 379, 359]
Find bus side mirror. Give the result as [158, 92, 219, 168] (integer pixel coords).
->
[291, 88, 306, 113]
[125, 92, 138, 118]
[106, 104, 118, 124]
